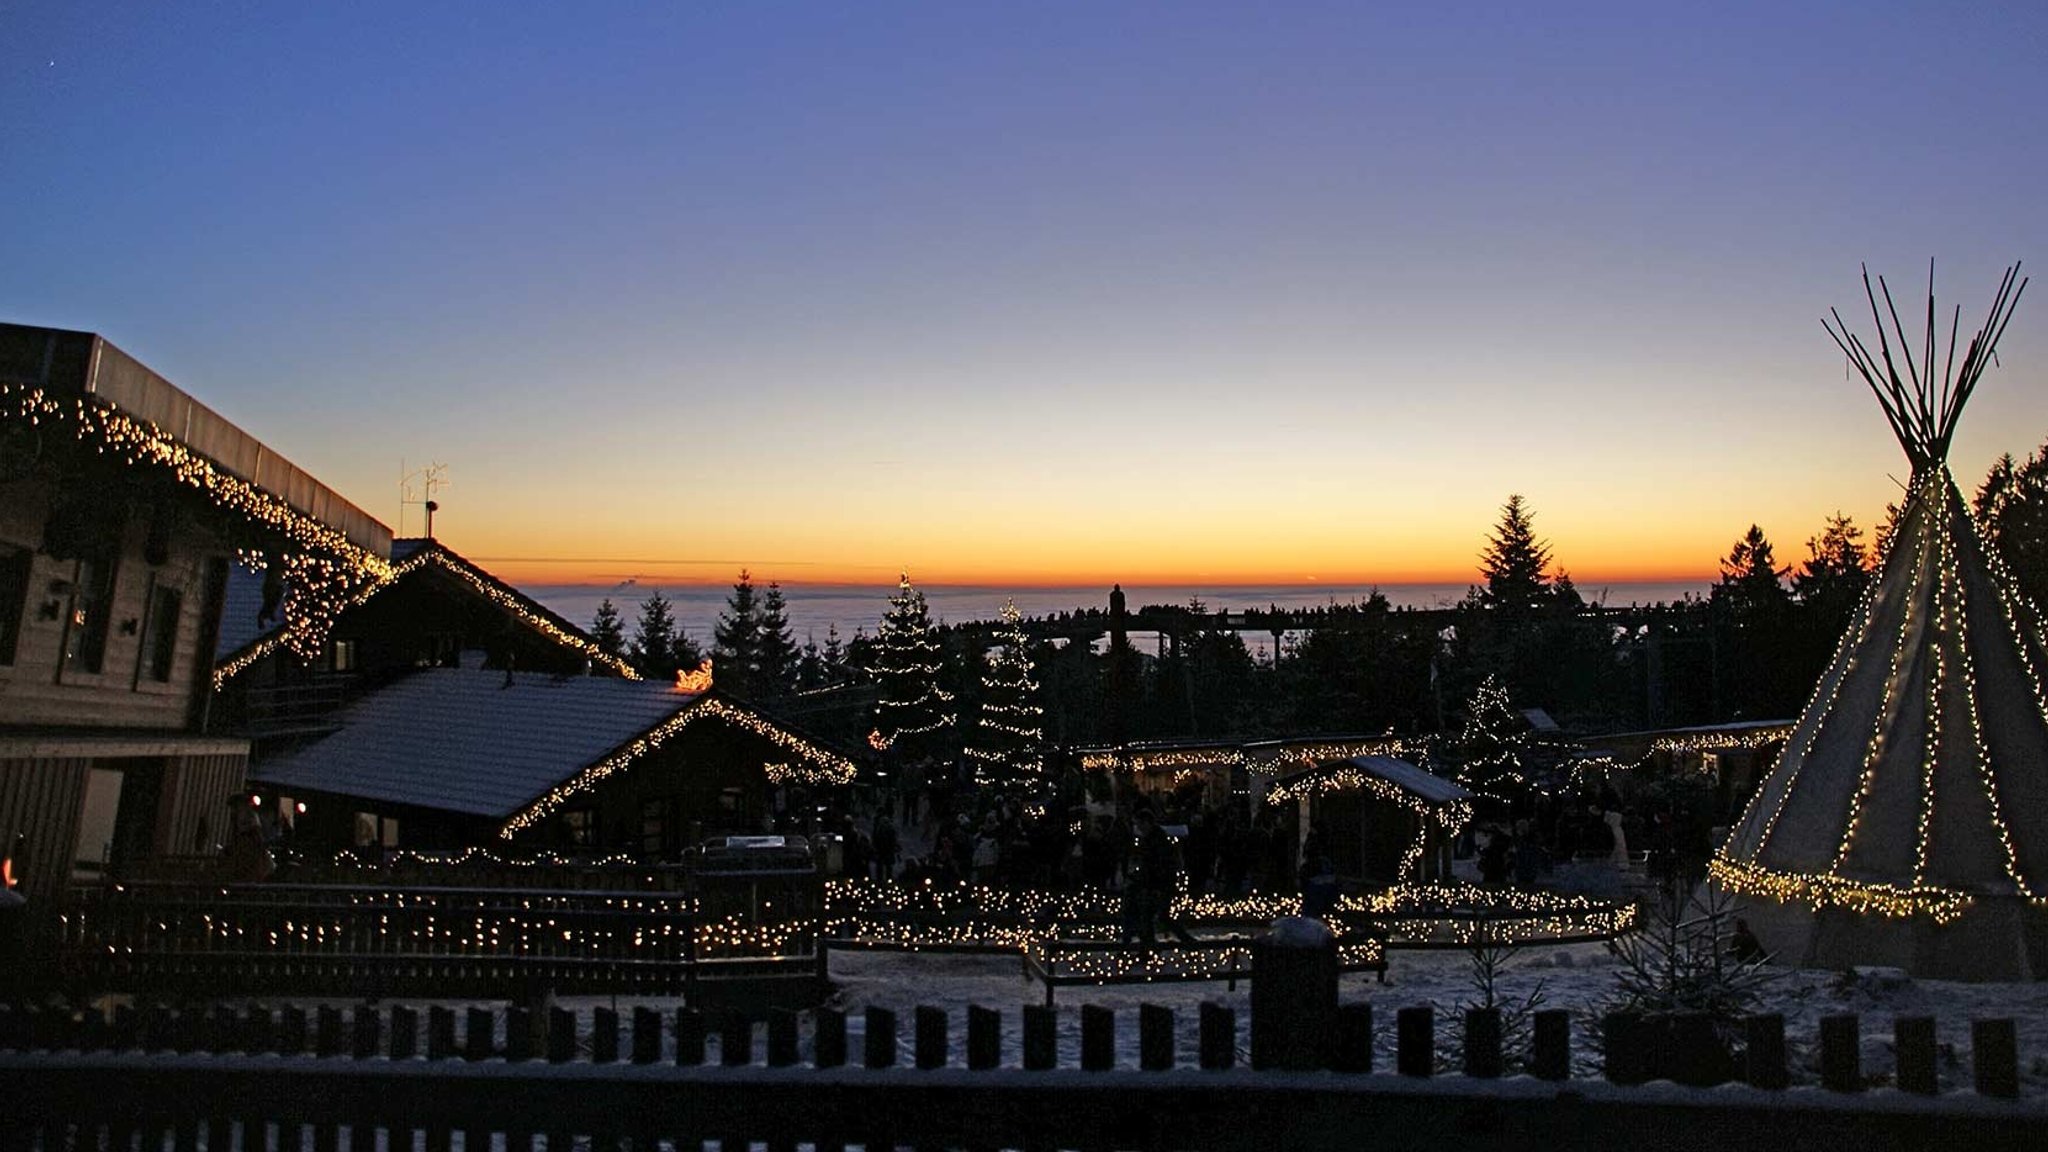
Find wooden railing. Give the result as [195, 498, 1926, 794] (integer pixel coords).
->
[2, 1000, 2042, 1151]
[59, 880, 818, 1000]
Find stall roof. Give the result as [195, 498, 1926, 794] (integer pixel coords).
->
[253, 666, 698, 818]
[1274, 755, 1472, 806]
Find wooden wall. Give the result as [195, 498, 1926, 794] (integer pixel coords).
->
[0, 474, 229, 730]
[0, 756, 88, 911]
[155, 751, 248, 857]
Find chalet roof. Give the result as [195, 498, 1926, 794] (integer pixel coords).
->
[0, 323, 391, 556]
[215, 537, 635, 678]
[251, 666, 696, 818]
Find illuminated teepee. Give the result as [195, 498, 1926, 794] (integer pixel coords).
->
[1711, 262, 2048, 981]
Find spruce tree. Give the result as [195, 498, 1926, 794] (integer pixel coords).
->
[1975, 441, 2048, 608]
[672, 627, 703, 676]
[590, 598, 626, 659]
[1713, 525, 1789, 620]
[963, 600, 1048, 805]
[755, 581, 800, 698]
[1479, 494, 1553, 618]
[871, 573, 956, 759]
[713, 569, 762, 698]
[630, 591, 679, 679]
[822, 624, 846, 680]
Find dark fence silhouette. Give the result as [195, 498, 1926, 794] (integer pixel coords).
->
[2, 999, 2042, 1151]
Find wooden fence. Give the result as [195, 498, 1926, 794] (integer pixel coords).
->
[2, 999, 2043, 1152]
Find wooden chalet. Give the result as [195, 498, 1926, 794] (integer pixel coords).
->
[211, 535, 636, 742]
[0, 322, 390, 919]
[1266, 755, 1471, 885]
[249, 665, 860, 855]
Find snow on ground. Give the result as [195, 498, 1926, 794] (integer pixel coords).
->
[794, 942, 2048, 1091]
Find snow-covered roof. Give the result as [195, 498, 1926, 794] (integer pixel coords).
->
[1349, 755, 1472, 806]
[252, 666, 698, 817]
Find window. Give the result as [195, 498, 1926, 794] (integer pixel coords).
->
[328, 638, 358, 673]
[0, 544, 28, 666]
[62, 556, 116, 676]
[563, 807, 597, 848]
[73, 768, 124, 880]
[136, 579, 182, 683]
[640, 799, 669, 855]
[352, 812, 400, 849]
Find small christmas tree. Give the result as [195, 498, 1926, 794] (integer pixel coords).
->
[1456, 674, 1530, 805]
[871, 573, 956, 760]
[963, 600, 1048, 805]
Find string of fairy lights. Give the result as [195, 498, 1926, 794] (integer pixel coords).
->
[2, 382, 395, 667]
[1263, 765, 1473, 880]
[499, 696, 858, 837]
[868, 574, 956, 750]
[213, 543, 641, 688]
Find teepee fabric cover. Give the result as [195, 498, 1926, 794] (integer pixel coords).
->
[1712, 266, 2048, 980]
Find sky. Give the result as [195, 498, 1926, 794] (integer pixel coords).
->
[4, 2, 2046, 589]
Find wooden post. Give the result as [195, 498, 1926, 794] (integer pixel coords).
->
[589, 1006, 617, 1064]
[465, 1008, 495, 1062]
[111, 1004, 138, 1052]
[1532, 1009, 1569, 1081]
[1139, 1004, 1174, 1071]
[1973, 1018, 2019, 1099]
[1744, 1014, 1787, 1090]
[768, 1009, 800, 1067]
[1464, 1007, 1502, 1078]
[352, 1006, 381, 1061]
[545, 1007, 576, 1064]
[1819, 1014, 1860, 1092]
[1081, 1005, 1115, 1071]
[1022, 1005, 1057, 1070]
[389, 1006, 418, 1061]
[426, 1006, 457, 1061]
[1601, 1012, 1643, 1085]
[915, 1006, 948, 1069]
[865, 1007, 897, 1068]
[719, 1011, 750, 1067]
[1396, 1006, 1433, 1077]
[1894, 1016, 1937, 1095]
[674, 1007, 706, 1067]
[632, 1007, 662, 1064]
[813, 1007, 846, 1069]
[277, 1006, 307, 1056]
[1199, 1002, 1236, 1071]
[315, 1006, 344, 1058]
[504, 1007, 534, 1063]
[967, 1005, 1001, 1070]
[240, 1006, 272, 1056]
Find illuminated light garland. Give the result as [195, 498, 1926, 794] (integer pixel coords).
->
[2, 382, 394, 667]
[868, 574, 957, 747]
[213, 543, 641, 687]
[1264, 764, 1472, 880]
[1338, 882, 1637, 946]
[500, 696, 857, 837]
[1709, 854, 1981, 924]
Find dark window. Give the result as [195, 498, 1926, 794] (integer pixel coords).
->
[0, 544, 28, 665]
[137, 580, 181, 683]
[564, 808, 597, 848]
[63, 556, 116, 676]
[640, 799, 669, 855]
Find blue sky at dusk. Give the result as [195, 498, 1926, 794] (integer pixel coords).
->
[5, 2, 2045, 587]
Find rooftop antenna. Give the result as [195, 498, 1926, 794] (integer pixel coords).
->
[400, 460, 450, 539]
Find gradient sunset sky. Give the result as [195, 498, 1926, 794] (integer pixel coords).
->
[5, 3, 2045, 588]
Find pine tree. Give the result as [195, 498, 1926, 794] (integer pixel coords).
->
[590, 598, 626, 660]
[755, 581, 800, 698]
[1975, 441, 2048, 609]
[822, 624, 846, 679]
[630, 591, 679, 679]
[713, 569, 762, 698]
[1479, 495, 1553, 619]
[672, 626, 703, 676]
[1713, 525, 1789, 621]
[871, 573, 956, 759]
[963, 600, 1048, 805]
[1792, 513, 1869, 614]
